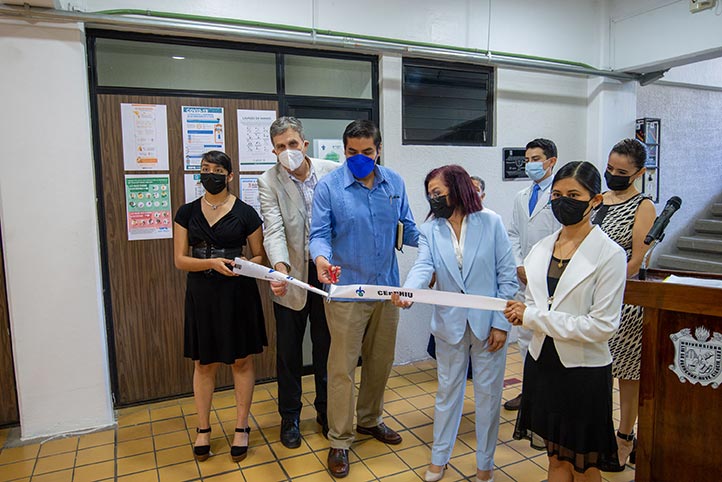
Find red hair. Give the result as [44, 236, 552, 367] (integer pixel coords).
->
[424, 165, 482, 219]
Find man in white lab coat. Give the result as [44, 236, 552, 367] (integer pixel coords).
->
[505, 138, 561, 411]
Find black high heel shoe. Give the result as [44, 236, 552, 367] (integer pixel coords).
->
[193, 427, 212, 462]
[231, 427, 251, 463]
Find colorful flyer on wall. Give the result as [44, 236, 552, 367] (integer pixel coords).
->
[120, 103, 169, 171]
[239, 174, 261, 217]
[182, 106, 225, 170]
[125, 174, 173, 241]
[313, 139, 345, 162]
[184, 173, 205, 204]
[237, 109, 277, 172]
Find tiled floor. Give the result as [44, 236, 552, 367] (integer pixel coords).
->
[0, 345, 635, 481]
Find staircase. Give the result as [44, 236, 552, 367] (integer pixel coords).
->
[658, 203, 722, 273]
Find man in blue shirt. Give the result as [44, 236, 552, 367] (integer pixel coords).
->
[310, 120, 419, 478]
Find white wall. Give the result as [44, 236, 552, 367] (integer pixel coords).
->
[0, 21, 114, 438]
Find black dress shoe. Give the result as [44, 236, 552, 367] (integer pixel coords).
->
[193, 427, 212, 462]
[504, 394, 522, 411]
[356, 423, 402, 445]
[316, 413, 329, 439]
[230, 427, 250, 463]
[280, 418, 301, 449]
[327, 448, 349, 478]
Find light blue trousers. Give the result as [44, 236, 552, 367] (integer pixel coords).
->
[431, 324, 507, 470]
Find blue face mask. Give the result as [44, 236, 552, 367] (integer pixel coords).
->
[346, 153, 376, 179]
[524, 161, 548, 181]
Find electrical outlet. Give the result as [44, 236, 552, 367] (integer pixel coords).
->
[690, 0, 717, 13]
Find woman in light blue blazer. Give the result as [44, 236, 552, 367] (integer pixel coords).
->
[392, 165, 518, 482]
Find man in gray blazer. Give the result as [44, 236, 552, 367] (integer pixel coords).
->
[258, 117, 339, 448]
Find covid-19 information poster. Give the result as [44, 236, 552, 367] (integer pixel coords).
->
[182, 106, 225, 171]
[124, 174, 173, 241]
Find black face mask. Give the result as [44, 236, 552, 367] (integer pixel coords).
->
[604, 170, 635, 191]
[429, 195, 455, 219]
[551, 196, 592, 226]
[200, 173, 227, 195]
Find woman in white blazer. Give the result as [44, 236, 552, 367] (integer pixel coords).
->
[393, 165, 518, 482]
[504, 161, 627, 482]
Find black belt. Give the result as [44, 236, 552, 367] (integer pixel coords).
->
[191, 245, 242, 260]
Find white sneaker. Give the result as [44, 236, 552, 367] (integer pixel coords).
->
[424, 465, 446, 482]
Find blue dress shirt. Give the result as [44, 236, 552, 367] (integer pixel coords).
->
[309, 163, 419, 289]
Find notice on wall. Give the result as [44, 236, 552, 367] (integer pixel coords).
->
[182, 106, 225, 170]
[125, 174, 172, 241]
[237, 109, 277, 172]
[502, 147, 528, 181]
[184, 173, 205, 204]
[239, 174, 261, 217]
[120, 103, 169, 171]
[313, 139, 344, 163]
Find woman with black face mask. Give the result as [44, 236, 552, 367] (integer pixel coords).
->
[392, 165, 518, 482]
[173, 150, 267, 464]
[590, 139, 656, 472]
[504, 161, 628, 482]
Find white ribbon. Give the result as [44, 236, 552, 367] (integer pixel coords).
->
[232, 258, 329, 298]
[328, 284, 507, 311]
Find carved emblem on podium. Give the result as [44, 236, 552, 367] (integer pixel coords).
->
[669, 327, 722, 389]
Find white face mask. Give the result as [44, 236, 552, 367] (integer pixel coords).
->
[278, 149, 305, 171]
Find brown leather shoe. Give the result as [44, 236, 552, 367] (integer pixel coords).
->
[356, 423, 402, 445]
[327, 448, 349, 478]
[504, 394, 522, 411]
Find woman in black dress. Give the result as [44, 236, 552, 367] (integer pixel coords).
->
[504, 161, 627, 482]
[173, 150, 267, 463]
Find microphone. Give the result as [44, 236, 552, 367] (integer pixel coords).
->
[644, 196, 682, 245]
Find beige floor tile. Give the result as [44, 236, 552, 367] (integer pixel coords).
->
[77, 429, 115, 450]
[492, 443, 526, 468]
[406, 394, 436, 410]
[393, 364, 421, 375]
[351, 438, 392, 459]
[416, 380, 438, 394]
[203, 470, 245, 482]
[150, 405, 183, 422]
[151, 418, 187, 436]
[0, 459, 34, 482]
[118, 409, 151, 427]
[384, 389, 403, 403]
[116, 452, 157, 476]
[197, 452, 241, 477]
[394, 444, 430, 469]
[364, 452, 407, 478]
[386, 376, 413, 389]
[241, 443, 276, 467]
[117, 469, 159, 481]
[241, 460, 287, 481]
[75, 443, 115, 466]
[393, 384, 427, 399]
[156, 445, 194, 467]
[33, 452, 76, 475]
[384, 399, 417, 416]
[117, 424, 152, 443]
[341, 461, 376, 482]
[405, 372, 435, 384]
[31, 468, 73, 482]
[73, 460, 115, 482]
[409, 424, 434, 444]
[0, 444, 40, 464]
[497, 422, 515, 443]
[280, 452, 325, 478]
[449, 439, 473, 458]
[304, 432, 330, 452]
[389, 430, 424, 451]
[503, 458, 548, 481]
[293, 469, 335, 481]
[157, 460, 200, 482]
[380, 470, 424, 481]
[38, 437, 78, 457]
[117, 437, 154, 458]
[153, 430, 190, 451]
[394, 410, 433, 429]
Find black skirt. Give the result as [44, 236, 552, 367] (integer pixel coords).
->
[513, 337, 618, 473]
[184, 272, 267, 365]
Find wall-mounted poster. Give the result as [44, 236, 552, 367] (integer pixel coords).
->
[184, 173, 205, 204]
[239, 174, 261, 217]
[313, 139, 344, 162]
[125, 174, 172, 241]
[120, 103, 169, 171]
[182, 106, 225, 170]
[503, 148, 528, 180]
[237, 109, 277, 172]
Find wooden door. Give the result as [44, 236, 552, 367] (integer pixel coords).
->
[0, 229, 19, 425]
[97, 94, 278, 405]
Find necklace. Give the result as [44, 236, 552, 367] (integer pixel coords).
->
[202, 194, 230, 210]
[555, 237, 582, 268]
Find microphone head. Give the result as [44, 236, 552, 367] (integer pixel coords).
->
[668, 196, 682, 210]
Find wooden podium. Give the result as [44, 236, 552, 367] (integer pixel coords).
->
[624, 269, 722, 482]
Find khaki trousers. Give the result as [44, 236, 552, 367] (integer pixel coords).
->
[324, 300, 400, 449]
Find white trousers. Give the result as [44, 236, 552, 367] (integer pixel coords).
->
[431, 324, 507, 470]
